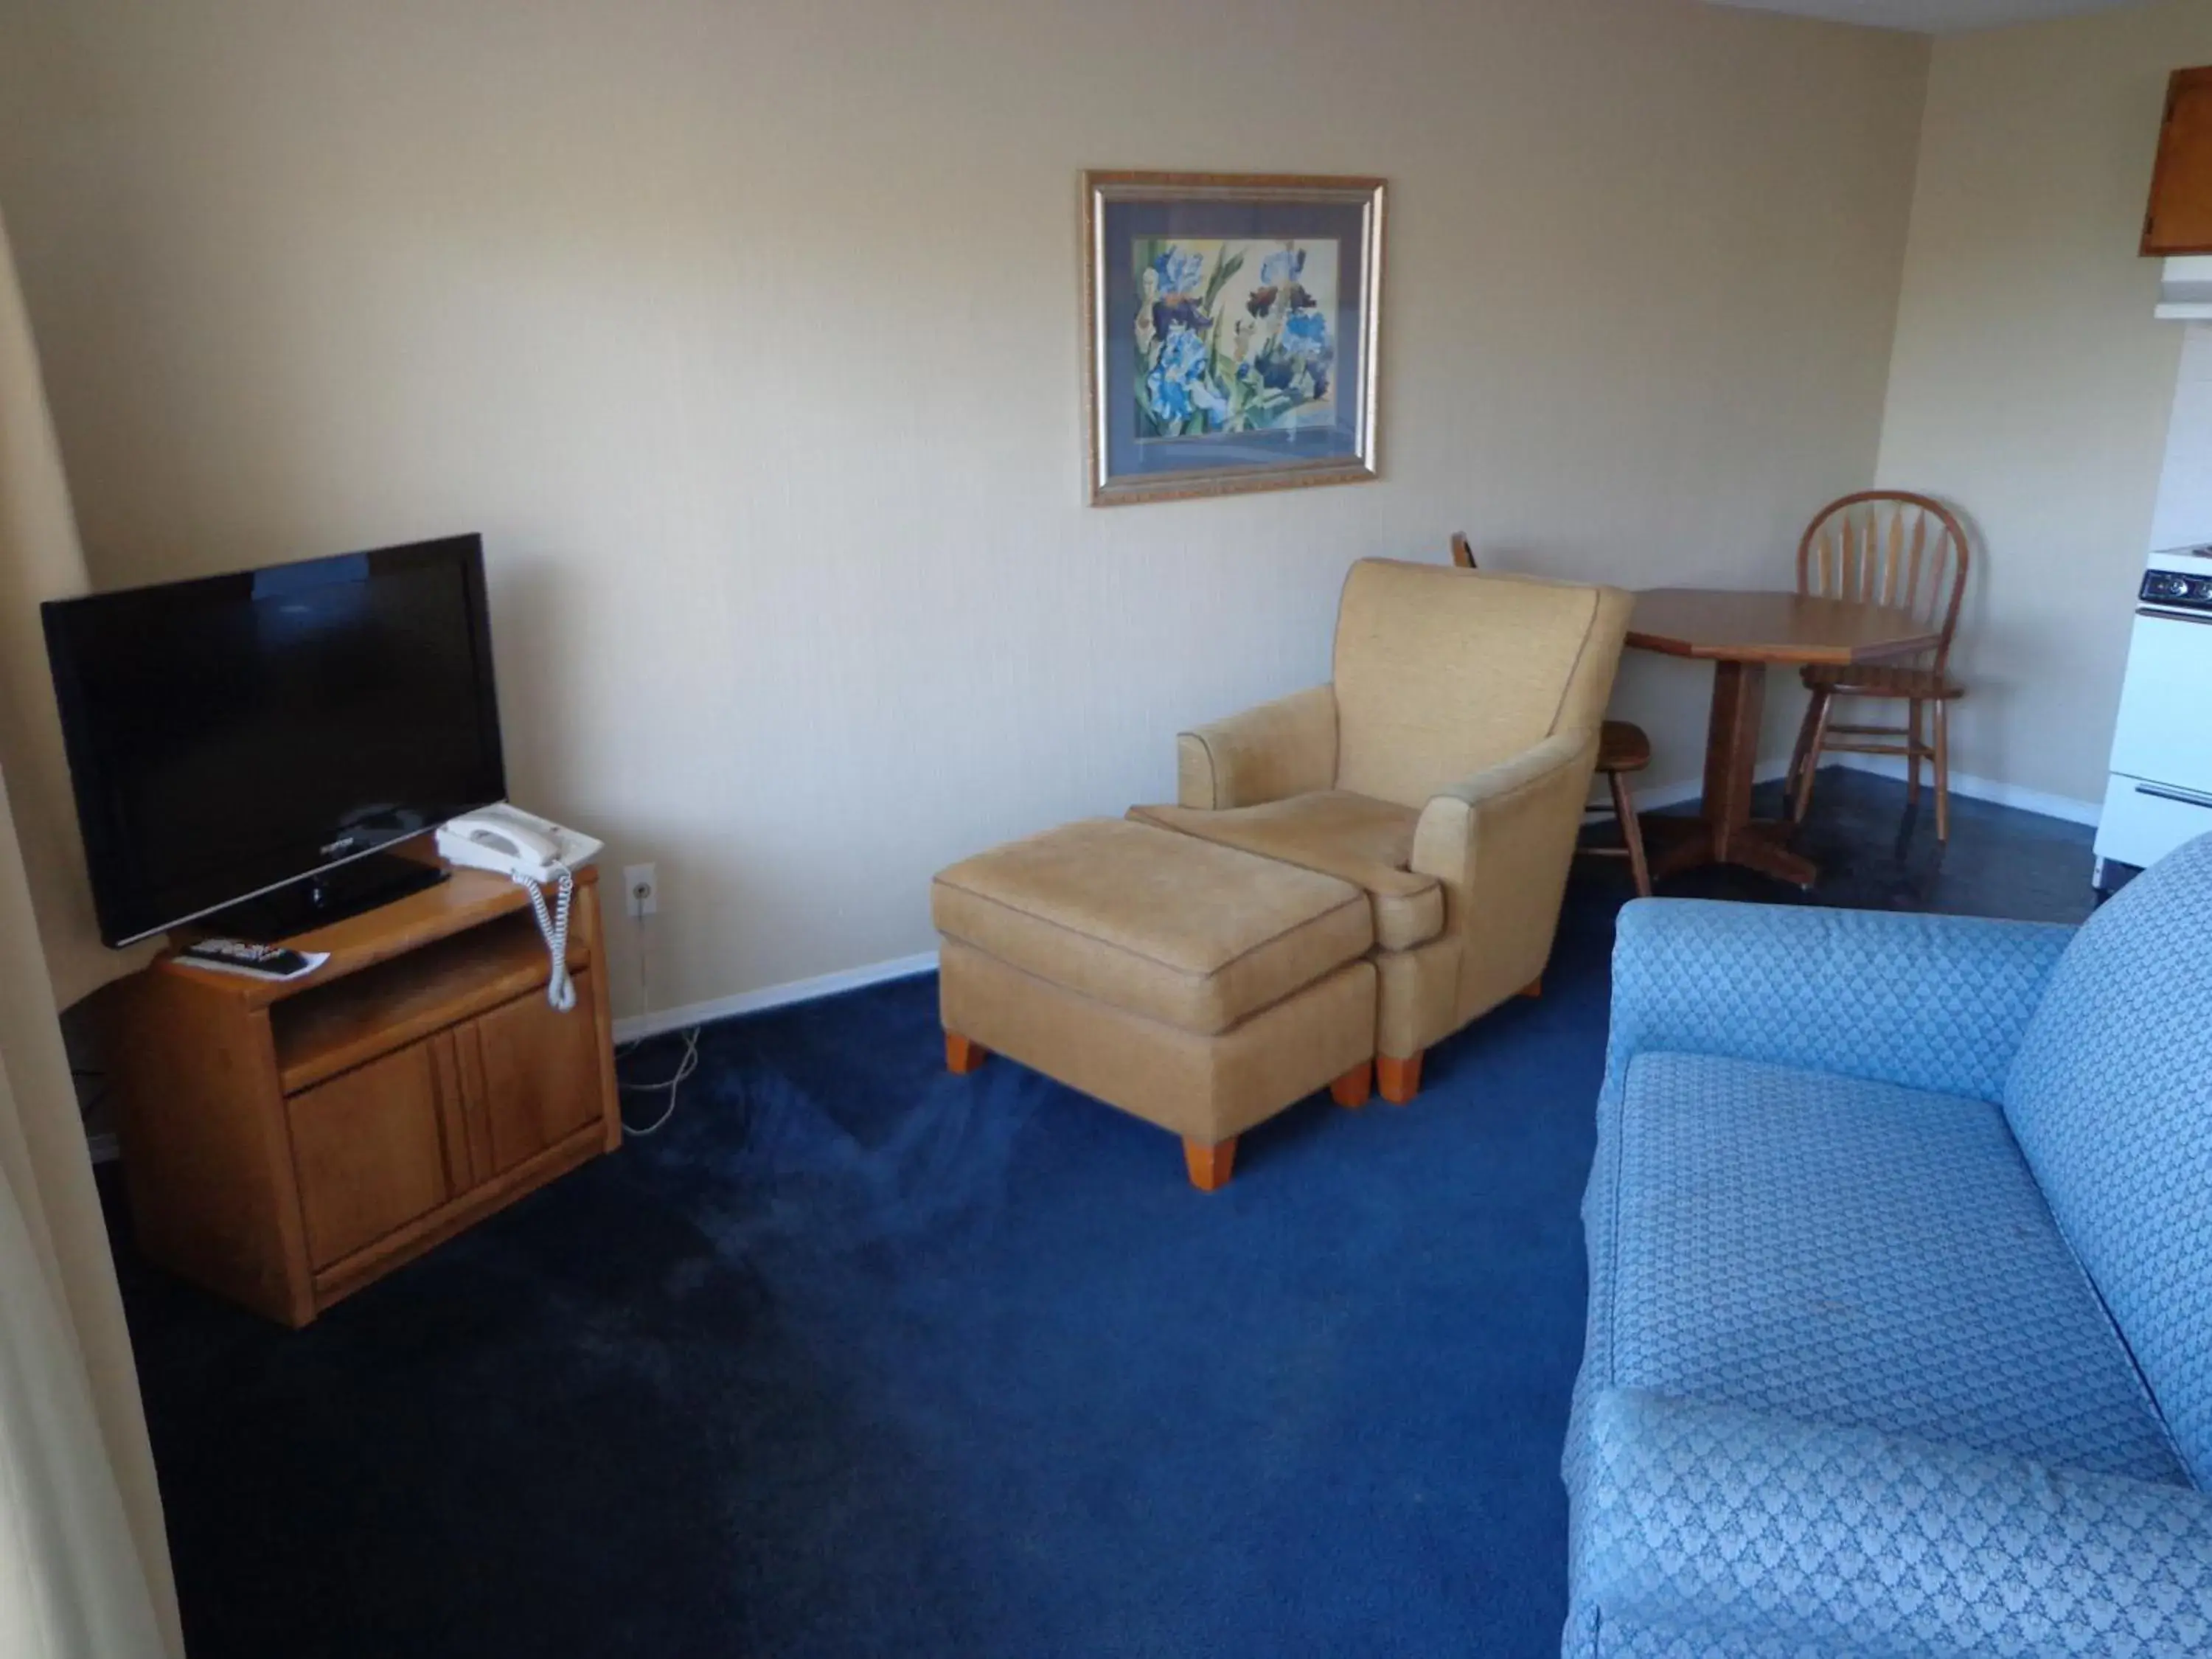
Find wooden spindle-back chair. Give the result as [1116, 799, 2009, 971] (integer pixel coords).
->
[1786, 491, 1972, 840]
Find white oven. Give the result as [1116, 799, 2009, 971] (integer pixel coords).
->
[2096, 546, 2212, 881]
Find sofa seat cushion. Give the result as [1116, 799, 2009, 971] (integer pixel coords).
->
[1571, 1388, 2212, 1659]
[1128, 791, 1445, 952]
[1610, 1051, 2185, 1484]
[930, 818, 1372, 1037]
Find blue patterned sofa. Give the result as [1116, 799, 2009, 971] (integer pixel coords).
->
[1564, 834, 2212, 1658]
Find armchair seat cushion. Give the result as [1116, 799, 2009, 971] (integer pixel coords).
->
[1610, 1051, 2185, 1485]
[1128, 791, 1445, 952]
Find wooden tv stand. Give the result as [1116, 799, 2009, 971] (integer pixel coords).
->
[102, 845, 619, 1326]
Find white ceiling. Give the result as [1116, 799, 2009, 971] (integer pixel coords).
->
[1713, 0, 2152, 35]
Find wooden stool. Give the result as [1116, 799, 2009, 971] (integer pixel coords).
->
[1588, 720, 1654, 899]
[1453, 533, 1651, 898]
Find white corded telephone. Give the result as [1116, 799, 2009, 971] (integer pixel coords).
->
[435, 804, 604, 1010]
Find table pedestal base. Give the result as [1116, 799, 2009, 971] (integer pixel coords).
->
[1643, 815, 1818, 888]
[1648, 658, 1818, 889]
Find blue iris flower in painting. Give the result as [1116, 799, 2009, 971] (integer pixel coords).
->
[1282, 308, 1331, 361]
[1152, 296, 1208, 338]
[1147, 326, 1226, 425]
[1152, 247, 1206, 297]
[1259, 248, 1305, 286]
[1250, 349, 1298, 394]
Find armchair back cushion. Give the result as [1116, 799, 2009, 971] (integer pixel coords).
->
[1331, 560, 1610, 809]
[2004, 832, 2212, 1486]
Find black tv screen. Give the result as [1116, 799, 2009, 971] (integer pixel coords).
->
[43, 535, 507, 945]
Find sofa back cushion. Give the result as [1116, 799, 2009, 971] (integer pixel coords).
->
[1330, 560, 1613, 808]
[2006, 831, 2212, 1486]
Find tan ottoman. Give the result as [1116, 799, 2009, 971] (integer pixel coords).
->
[931, 818, 1378, 1191]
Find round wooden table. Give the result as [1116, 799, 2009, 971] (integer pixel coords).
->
[1627, 588, 1941, 887]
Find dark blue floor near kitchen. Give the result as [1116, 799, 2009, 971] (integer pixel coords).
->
[102, 769, 2097, 1659]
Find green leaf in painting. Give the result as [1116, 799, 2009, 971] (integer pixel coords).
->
[1203, 250, 1244, 312]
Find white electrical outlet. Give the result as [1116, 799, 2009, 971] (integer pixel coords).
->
[624, 863, 658, 918]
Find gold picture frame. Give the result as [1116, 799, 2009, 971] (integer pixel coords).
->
[1082, 170, 1385, 507]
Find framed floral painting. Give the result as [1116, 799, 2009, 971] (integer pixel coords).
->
[1082, 171, 1385, 506]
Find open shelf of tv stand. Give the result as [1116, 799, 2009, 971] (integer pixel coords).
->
[102, 842, 620, 1326]
[269, 911, 587, 1091]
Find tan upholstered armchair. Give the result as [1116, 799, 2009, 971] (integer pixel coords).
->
[1130, 558, 1631, 1102]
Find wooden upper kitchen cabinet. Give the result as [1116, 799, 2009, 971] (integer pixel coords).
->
[2145, 67, 2212, 257]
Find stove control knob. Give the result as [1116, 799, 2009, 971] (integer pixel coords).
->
[2147, 573, 2193, 601]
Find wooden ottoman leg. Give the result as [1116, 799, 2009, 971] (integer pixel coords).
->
[1329, 1060, 1373, 1109]
[945, 1032, 989, 1074]
[1183, 1136, 1237, 1192]
[1377, 1051, 1424, 1105]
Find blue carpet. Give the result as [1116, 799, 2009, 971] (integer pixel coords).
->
[105, 773, 2096, 1659]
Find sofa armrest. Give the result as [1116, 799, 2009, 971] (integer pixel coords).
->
[1576, 1388, 2212, 1658]
[1604, 898, 2075, 1107]
[1176, 685, 1338, 810]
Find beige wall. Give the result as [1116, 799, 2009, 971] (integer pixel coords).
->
[0, 0, 1926, 1020]
[1875, 0, 2212, 810]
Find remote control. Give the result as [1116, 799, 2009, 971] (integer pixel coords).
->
[176, 939, 328, 981]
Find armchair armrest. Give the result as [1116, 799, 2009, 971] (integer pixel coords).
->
[1176, 684, 1337, 810]
[1398, 731, 1596, 1017]
[1409, 729, 1593, 902]
[1604, 899, 2075, 1107]
[1413, 729, 1590, 827]
[1576, 1388, 2212, 1658]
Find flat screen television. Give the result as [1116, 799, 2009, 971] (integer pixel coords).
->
[42, 534, 508, 945]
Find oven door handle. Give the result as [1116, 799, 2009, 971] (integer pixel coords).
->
[2135, 782, 2212, 811]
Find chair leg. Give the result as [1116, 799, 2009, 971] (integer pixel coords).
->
[1329, 1060, 1373, 1109]
[1608, 768, 1653, 898]
[1906, 700, 1924, 805]
[1791, 689, 1834, 824]
[1787, 689, 1820, 799]
[945, 1032, 988, 1074]
[1377, 1052, 1423, 1105]
[1933, 698, 1952, 843]
[1183, 1136, 1236, 1192]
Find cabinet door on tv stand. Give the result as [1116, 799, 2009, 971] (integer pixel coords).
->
[290, 1043, 453, 1270]
[467, 972, 607, 1178]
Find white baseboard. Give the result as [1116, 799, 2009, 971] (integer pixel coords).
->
[613, 754, 2095, 1048]
[1831, 754, 2101, 827]
[1585, 758, 1795, 821]
[619, 762, 1767, 1043]
[1586, 754, 2101, 828]
[613, 950, 939, 1044]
